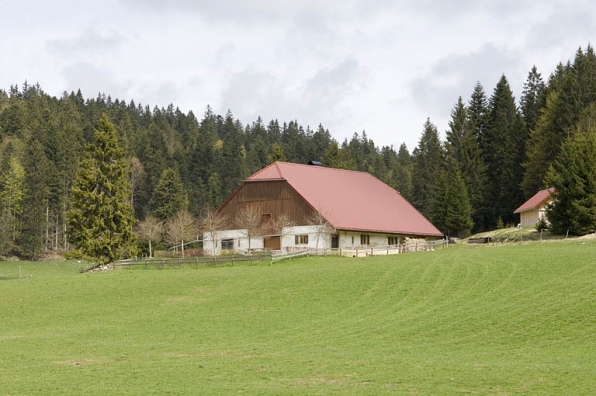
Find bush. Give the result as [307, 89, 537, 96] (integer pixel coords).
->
[535, 216, 549, 232]
[496, 217, 504, 229]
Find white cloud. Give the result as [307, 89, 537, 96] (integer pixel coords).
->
[0, 0, 595, 150]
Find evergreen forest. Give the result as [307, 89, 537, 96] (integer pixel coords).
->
[1, 44, 596, 259]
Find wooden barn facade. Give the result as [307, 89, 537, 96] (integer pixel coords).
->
[203, 162, 443, 254]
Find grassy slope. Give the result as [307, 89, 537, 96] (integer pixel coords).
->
[1, 242, 595, 395]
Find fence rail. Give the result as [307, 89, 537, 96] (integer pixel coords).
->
[304, 239, 449, 257]
[113, 253, 273, 269]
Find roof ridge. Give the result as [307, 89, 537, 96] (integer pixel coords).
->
[276, 161, 369, 175]
[274, 161, 284, 178]
[247, 162, 278, 179]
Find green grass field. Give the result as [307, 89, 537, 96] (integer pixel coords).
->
[2, 241, 595, 395]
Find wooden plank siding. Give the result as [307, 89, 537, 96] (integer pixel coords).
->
[216, 180, 317, 231]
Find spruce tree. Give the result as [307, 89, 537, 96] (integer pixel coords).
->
[412, 119, 444, 218]
[523, 46, 596, 198]
[446, 97, 487, 231]
[520, 65, 545, 132]
[66, 114, 136, 264]
[267, 143, 286, 164]
[484, 75, 525, 226]
[20, 140, 51, 258]
[150, 168, 188, 220]
[433, 157, 473, 238]
[395, 143, 413, 200]
[546, 126, 596, 235]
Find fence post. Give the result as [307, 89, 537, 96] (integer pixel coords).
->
[270, 256, 273, 266]
[566, 229, 569, 239]
[250, 255, 253, 266]
[232, 256, 234, 266]
[213, 257, 216, 267]
[177, 258, 180, 269]
[195, 257, 198, 269]
[540, 229, 543, 242]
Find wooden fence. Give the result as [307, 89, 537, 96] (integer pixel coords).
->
[113, 253, 273, 269]
[304, 239, 449, 257]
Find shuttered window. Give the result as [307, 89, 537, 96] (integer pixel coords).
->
[295, 235, 309, 244]
[360, 234, 370, 245]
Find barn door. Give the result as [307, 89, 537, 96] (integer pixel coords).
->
[264, 236, 281, 250]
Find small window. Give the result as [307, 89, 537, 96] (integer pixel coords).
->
[388, 236, 399, 245]
[221, 239, 234, 250]
[295, 235, 309, 245]
[260, 213, 272, 226]
[360, 234, 370, 246]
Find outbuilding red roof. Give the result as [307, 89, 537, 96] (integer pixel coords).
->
[246, 162, 443, 237]
[514, 188, 555, 213]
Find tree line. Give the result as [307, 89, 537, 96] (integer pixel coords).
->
[1, 44, 596, 259]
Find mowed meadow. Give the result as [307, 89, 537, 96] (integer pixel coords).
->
[1, 242, 595, 395]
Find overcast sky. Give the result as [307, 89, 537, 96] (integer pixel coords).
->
[1, 0, 594, 149]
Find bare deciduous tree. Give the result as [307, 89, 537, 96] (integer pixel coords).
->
[136, 215, 163, 258]
[235, 206, 263, 252]
[310, 210, 334, 250]
[200, 206, 227, 255]
[166, 210, 196, 257]
[271, 214, 295, 250]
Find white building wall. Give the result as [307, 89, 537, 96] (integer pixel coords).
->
[338, 230, 404, 247]
[281, 225, 332, 251]
[203, 229, 264, 255]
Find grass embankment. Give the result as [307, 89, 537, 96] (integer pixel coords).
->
[1, 242, 595, 394]
[467, 225, 562, 242]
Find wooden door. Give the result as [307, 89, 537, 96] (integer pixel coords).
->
[264, 236, 281, 250]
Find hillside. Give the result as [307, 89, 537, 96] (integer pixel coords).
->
[2, 242, 596, 394]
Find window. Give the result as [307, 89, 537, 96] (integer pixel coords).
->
[360, 234, 370, 245]
[295, 235, 309, 245]
[221, 239, 234, 250]
[260, 213, 272, 226]
[388, 236, 399, 246]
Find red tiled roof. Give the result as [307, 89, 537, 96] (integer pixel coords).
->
[246, 162, 443, 237]
[514, 188, 555, 213]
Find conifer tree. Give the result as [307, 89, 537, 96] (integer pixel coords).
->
[523, 45, 596, 198]
[433, 157, 473, 238]
[395, 143, 413, 200]
[546, 126, 596, 235]
[484, 75, 525, 225]
[267, 143, 286, 164]
[20, 140, 51, 258]
[67, 114, 136, 264]
[412, 119, 444, 218]
[324, 141, 356, 170]
[150, 168, 188, 220]
[520, 65, 545, 132]
[468, 82, 489, 148]
[0, 154, 26, 249]
[446, 97, 487, 231]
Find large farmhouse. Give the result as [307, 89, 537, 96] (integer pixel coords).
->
[514, 187, 555, 227]
[203, 161, 443, 254]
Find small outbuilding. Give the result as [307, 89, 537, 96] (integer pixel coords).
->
[514, 188, 555, 227]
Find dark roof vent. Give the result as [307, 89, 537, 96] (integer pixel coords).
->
[308, 160, 322, 166]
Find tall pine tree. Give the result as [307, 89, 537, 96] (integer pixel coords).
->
[67, 114, 136, 264]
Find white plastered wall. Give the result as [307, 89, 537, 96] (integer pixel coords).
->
[203, 229, 264, 255]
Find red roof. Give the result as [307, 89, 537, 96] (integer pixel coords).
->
[514, 188, 555, 213]
[246, 162, 443, 237]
